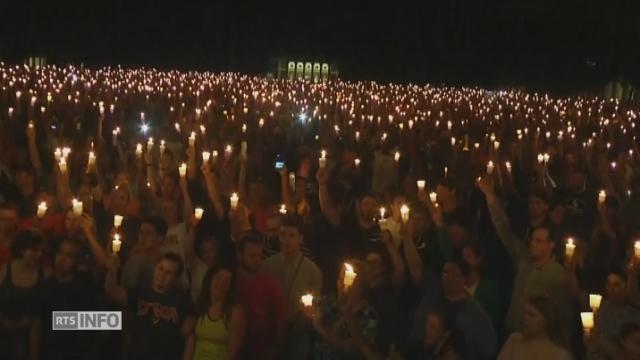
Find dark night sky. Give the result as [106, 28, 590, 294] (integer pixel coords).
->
[1, 0, 638, 92]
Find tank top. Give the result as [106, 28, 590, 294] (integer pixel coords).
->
[0, 261, 43, 318]
[193, 314, 229, 360]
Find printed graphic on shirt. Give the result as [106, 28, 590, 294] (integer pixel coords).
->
[137, 300, 179, 325]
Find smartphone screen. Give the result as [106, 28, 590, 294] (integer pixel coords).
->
[275, 154, 284, 170]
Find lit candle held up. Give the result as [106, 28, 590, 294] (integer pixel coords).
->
[354, 158, 361, 167]
[72, 199, 83, 216]
[634, 240, 640, 259]
[179, 163, 187, 177]
[486, 161, 495, 175]
[343, 263, 357, 290]
[429, 192, 438, 204]
[505, 161, 512, 174]
[135, 143, 143, 158]
[417, 180, 426, 191]
[319, 150, 327, 169]
[598, 190, 606, 204]
[58, 158, 68, 173]
[189, 132, 196, 147]
[394, 151, 400, 162]
[379, 207, 386, 221]
[279, 204, 287, 215]
[114, 215, 123, 229]
[565, 238, 576, 258]
[37, 201, 48, 218]
[112, 233, 122, 253]
[589, 294, 602, 312]
[194, 207, 204, 220]
[230, 193, 239, 210]
[581, 312, 594, 333]
[88, 151, 96, 167]
[400, 204, 410, 223]
[202, 151, 211, 163]
[301, 293, 313, 307]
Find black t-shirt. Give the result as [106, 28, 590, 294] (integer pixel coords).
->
[127, 287, 194, 360]
[340, 209, 383, 259]
[39, 272, 99, 360]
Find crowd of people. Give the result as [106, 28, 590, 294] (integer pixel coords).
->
[0, 62, 639, 359]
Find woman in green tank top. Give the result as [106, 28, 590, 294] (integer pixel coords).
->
[184, 266, 245, 360]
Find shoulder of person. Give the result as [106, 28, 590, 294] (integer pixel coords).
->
[505, 332, 525, 344]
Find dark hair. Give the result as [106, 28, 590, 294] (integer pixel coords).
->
[10, 230, 44, 258]
[195, 266, 237, 326]
[280, 214, 304, 233]
[141, 216, 168, 237]
[236, 231, 264, 253]
[158, 252, 184, 276]
[527, 295, 567, 349]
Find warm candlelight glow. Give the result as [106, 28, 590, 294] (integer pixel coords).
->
[112, 233, 122, 253]
[37, 201, 47, 218]
[72, 198, 83, 216]
[147, 138, 154, 152]
[417, 180, 426, 191]
[634, 240, 640, 259]
[598, 190, 606, 204]
[379, 207, 386, 220]
[589, 294, 602, 312]
[202, 151, 211, 163]
[394, 151, 400, 162]
[189, 132, 196, 146]
[194, 207, 204, 220]
[354, 158, 360, 167]
[279, 204, 287, 215]
[178, 163, 187, 177]
[301, 293, 313, 307]
[343, 263, 357, 289]
[565, 238, 576, 258]
[230, 193, 239, 210]
[429, 192, 438, 204]
[88, 151, 96, 166]
[581, 312, 594, 331]
[319, 150, 327, 168]
[486, 161, 495, 175]
[400, 204, 410, 223]
[505, 161, 512, 174]
[114, 215, 123, 228]
[135, 143, 143, 158]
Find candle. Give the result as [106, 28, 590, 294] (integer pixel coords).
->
[611, 162, 617, 171]
[379, 207, 386, 220]
[493, 141, 500, 150]
[343, 263, 357, 290]
[589, 294, 602, 312]
[37, 201, 48, 218]
[54, 148, 62, 162]
[88, 151, 96, 166]
[259, 118, 264, 128]
[200, 125, 206, 135]
[174, 122, 181, 133]
[242, 123, 247, 133]
[114, 215, 123, 228]
[581, 312, 594, 331]
[598, 190, 606, 204]
[194, 207, 204, 220]
[112, 233, 122, 253]
[543, 153, 550, 164]
[147, 138, 154, 152]
[62, 147, 71, 158]
[202, 151, 211, 163]
[429, 192, 438, 204]
[319, 150, 327, 169]
[189, 132, 196, 147]
[212, 150, 219, 162]
[179, 163, 187, 177]
[355, 131, 360, 141]
[634, 241, 640, 258]
[225, 145, 233, 160]
[565, 238, 576, 258]
[289, 172, 296, 191]
[354, 158, 361, 167]
[72, 199, 83, 216]
[301, 293, 313, 307]
[505, 161, 512, 174]
[159, 140, 166, 154]
[135, 143, 143, 158]
[28, 120, 34, 129]
[230, 193, 239, 210]
[279, 204, 287, 215]
[444, 166, 448, 178]
[400, 204, 410, 223]
[59, 158, 68, 173]
[394, 151, 400, 162]
[537, 154, 544, 164]
[417, 180, 426, 191]
[486, 161, 495, 175]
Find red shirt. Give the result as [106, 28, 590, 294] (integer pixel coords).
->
[18, 213, 66, 238]
[236, 272, 286, 359]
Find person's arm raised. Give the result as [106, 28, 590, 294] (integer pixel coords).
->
[80, 213, 107, 267]
[104, 254, 127, 306]
[381, 230, 405, 289]
[401, 220, 423, 286]
[26, 124, 43, 179]
[477, 176, 523, 262]
[316, 166, 340, 227]
[201, 163, 226, 220]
